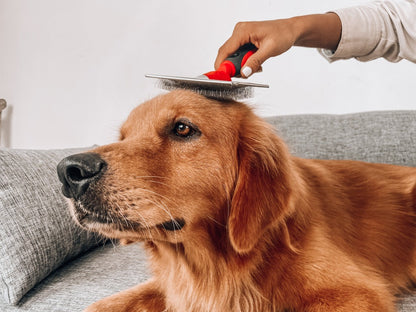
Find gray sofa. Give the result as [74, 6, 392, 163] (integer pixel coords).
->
[1, 110, 415, 311]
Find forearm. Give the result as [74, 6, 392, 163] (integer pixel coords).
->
[291, 13, 342, 51]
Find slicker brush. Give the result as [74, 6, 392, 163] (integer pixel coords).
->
[146, 43, 269, 100]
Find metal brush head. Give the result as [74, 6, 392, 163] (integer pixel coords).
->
[145, 74, 269, 100]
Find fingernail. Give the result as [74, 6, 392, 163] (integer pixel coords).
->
[242, 66, 252, 78]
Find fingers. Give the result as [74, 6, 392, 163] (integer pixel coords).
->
[215, 22, 251, 70]
[216, 40, 265, 78]
[214, 21, 270, 78]
[240, 46, 271, 77]
[215, 40, 241, 70]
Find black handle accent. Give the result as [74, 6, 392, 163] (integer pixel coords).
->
[225, 43, 257, 76]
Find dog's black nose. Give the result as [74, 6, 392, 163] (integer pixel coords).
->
[57, 153, 107, 199]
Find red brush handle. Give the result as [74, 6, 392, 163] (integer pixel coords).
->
[224, 43, 257, 76]
[204, 43, 257, 81]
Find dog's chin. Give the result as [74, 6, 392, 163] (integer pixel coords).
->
[66, 200, 140, 238]
[66, 199, 186, 241]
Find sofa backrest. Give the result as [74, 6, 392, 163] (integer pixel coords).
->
[265, 110, 416, 167]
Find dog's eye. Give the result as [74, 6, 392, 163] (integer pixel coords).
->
[172, 119, 200, 140]
[175, 123, 193, 137]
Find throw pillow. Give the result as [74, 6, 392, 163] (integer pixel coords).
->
[0, 147, 101, 305]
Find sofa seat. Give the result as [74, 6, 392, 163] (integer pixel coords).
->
[0, 244, 149, 311]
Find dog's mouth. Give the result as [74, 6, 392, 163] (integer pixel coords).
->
[70, 200, 185, 236]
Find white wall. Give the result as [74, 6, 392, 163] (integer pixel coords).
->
[0, 0, 415, 149]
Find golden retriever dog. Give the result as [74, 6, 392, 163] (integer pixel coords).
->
[57, 90, 416, 312]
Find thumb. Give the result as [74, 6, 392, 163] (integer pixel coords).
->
[241, 47, 270, 78]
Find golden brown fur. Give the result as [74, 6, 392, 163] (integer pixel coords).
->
[68, 90, 416, 311]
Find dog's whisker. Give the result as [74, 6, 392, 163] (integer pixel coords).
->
[135, 187, 176, 205]
[114, 203, 135, 230]
[108, 237, 118, 250]
[222, 183, 232, 228]
[131, 175, 170, 186]
[143, 198, 176, 225]
[133, 212, 155, 241]
[113, 194, 156, 241]
[145, 180, 171, 187]
[123, 187, 182, 236]
[131, 175, 168, 180]
[140, 196, 181, 254]
[206, 216, 226, 228]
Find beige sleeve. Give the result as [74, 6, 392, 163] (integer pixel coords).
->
[319, 0, 416, 63]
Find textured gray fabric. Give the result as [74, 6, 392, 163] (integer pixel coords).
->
[0, 148, 100, 305]
[398, 295, 416, 312]
[0, 111, 415, 311]
[0, 243, 149, 312]
[265, 110, 416, 166]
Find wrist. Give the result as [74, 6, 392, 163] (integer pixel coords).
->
[290, 16, 308, 47]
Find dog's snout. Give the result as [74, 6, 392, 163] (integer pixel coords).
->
[57, 152, 107, 199]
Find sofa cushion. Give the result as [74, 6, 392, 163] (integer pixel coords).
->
[0, 148, 100, 304]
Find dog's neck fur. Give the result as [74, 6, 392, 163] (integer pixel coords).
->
[145, 236, 264, 311]
[143, 209, 307, 312]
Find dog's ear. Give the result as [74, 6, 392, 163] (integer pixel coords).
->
[229, 116, 294, 254]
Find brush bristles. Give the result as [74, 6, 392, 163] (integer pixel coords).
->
[156, 80, 254, 101]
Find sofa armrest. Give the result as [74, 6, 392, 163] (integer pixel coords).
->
[0, 99, 7, 146]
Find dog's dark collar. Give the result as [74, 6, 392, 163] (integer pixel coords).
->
[157, 218, 186, 231]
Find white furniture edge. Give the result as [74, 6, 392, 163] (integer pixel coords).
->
[0, 99, 7, 146]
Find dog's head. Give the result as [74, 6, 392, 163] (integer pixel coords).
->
[57, 90, 295, 254]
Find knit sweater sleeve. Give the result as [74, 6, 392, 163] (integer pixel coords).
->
[319, 0, 416, 63]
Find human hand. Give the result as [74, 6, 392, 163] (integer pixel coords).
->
[215, 19, 299, 77]
[215, 14, 341, 78]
